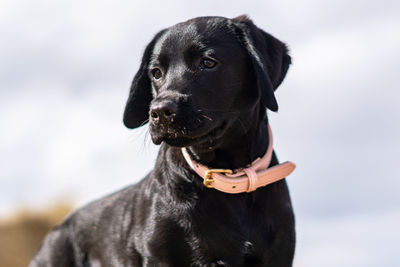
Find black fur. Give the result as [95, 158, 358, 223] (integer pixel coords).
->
[30, 15, 295, 267]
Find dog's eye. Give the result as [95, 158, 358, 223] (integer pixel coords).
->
[151, 68, 163, 80]
[201, 58, 217, 69]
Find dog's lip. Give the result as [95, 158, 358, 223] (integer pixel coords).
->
[151, 121, 228, 147]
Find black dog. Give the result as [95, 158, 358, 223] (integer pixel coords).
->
[30, 15, 295, 267]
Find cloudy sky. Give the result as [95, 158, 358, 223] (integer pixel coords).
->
[1, 0, 399, 266]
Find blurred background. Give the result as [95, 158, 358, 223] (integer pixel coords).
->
[1, 0, 399, 266]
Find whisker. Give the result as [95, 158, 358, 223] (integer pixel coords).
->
[201, 114, 213, 121]
[142, 128, 152, 151]
[138, 119, 150, 127]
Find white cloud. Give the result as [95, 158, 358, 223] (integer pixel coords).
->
[295, 211, 400, 266]
[0, 87, 158, 215]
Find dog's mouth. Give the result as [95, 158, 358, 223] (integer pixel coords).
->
[150, 120, 229, 148]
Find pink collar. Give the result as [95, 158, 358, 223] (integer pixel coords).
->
[181, 124, 296, 194]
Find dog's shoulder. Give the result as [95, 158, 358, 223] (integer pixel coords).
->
[30, 175, 152, 266]
[64, 174, 155, 237]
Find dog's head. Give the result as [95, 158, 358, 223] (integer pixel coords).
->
[123, 16, 291, 149]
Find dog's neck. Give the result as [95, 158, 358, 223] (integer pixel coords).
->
[186, 107, 269, 170]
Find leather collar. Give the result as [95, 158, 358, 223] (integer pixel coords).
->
[181, 124, 296, 193]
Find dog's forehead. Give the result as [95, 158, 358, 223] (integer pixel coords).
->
[152, 17, 235, 58]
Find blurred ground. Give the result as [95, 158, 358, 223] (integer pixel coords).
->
[0, 203, 72, 267]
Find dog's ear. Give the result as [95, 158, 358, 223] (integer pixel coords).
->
[123, 30, 166, 129]
[232, 15, 291, 112]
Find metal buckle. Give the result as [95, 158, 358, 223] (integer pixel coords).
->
[203, 169, 233, 188]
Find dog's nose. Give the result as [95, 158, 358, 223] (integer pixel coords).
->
[150, 101, 177, 125]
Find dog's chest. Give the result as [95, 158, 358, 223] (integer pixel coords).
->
[142, 180, 294, 266]
[159, 196, 274, 266]
[191, 217, 270, 265]
[148, 218, 269, 266]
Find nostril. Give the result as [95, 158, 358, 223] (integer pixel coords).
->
[164, 109, 173, 117]
[151, 111, 159, 119]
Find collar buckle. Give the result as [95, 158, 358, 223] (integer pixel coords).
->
[203, 169, 233, 188]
